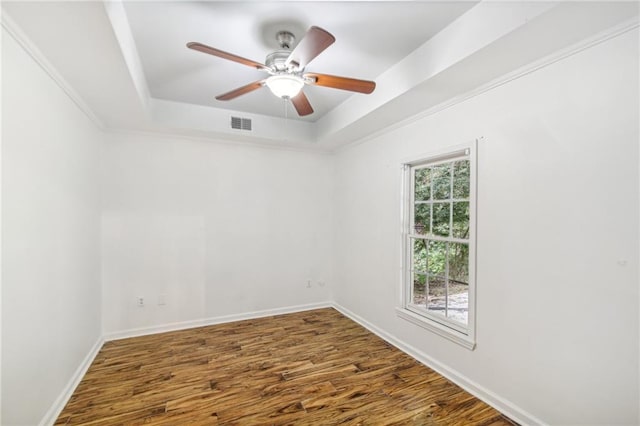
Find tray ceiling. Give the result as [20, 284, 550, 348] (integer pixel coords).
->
[2, 1, 637, 150]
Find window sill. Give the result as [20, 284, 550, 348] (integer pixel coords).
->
[396, 307, 476, 350]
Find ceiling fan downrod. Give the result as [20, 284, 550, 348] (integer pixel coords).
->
[276, 31, 295, 50]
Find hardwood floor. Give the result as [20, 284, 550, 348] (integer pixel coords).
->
[56, 308, 515, 425]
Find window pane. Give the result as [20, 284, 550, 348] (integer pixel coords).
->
[427, 240, 447, 276]
[427, 275, 446, 317]
[412, 239, 427, 272]
[412, 272, 426, 306]
[453, 160, 470, 199]
[452, 202, 469, 239]
[431, 164, 451, 200]
[414, 168, 431, 201]
[414, 204, 431, 235]
[447, 288, 468, 324]
[448, 243, 469, 283]
[432, 202, 450, 237]
[448, 243, 469, 325]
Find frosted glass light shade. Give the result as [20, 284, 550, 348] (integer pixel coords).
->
[265, 75, 304, 98]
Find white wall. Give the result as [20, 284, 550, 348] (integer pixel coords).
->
[100, 133, 333, 334]
[332, 28, 639, 425]
[1, 28, 102, 426]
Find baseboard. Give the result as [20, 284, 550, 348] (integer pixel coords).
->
[331, 302, 546, 426]
[39, 336, 105, 426]
[103, 301, 333, 341]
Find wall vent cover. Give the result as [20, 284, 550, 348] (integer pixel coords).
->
[231, 116, 252, 131]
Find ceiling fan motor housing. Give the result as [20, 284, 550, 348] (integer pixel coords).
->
[267, 31, 301, 73]
[265, 50, 298, 72]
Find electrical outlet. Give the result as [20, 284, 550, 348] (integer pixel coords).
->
[306, 279, 312, 288]
[158, 294, 167, 306]
[137, 297, 144, 307]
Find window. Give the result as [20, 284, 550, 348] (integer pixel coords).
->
[397, 142, 477, 349]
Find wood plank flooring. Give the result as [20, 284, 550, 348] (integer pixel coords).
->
[56, 308, 516, 425]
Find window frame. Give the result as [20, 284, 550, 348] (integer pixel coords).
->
[397, 140, 478, 350]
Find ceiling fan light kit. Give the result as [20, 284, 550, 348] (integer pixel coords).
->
[265, 74, 305, 99]
[187, 26, 376, 116]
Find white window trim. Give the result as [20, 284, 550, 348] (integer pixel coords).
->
[397, 139, 478, 350]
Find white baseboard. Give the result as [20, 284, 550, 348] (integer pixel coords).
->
[39, 336, 105, 426]
[103, 301, 333, 341]
[331, 302, 546, 426]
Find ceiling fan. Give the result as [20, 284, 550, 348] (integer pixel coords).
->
[186, 26, 376, 116]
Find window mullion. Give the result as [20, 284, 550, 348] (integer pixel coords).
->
[425, 241, 429, 309]
[449, 162, 454, 238]
[446, 163, 453, 319]
[445, 241, 449, 318]
[410, 169, 416, 234]
[429, 167, 433, 236]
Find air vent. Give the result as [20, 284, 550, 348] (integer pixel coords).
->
[231, 116, 252, 131]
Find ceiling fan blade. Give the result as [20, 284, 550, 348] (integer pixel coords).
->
[187, 42, 269, 71]
[216, 80, 266, 101]
[285, 26, 335, 69]
[291, 91, 314, 116]
[305, 73, 376, 94]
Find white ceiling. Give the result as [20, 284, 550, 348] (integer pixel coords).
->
[2, 1, 638, 150]
[123, 1, 477, 121]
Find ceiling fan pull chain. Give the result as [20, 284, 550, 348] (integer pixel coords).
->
[283, 98, 288, 141]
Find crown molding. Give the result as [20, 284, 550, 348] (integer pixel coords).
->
[1, 11, 105, 130]
[335, 17, 640, 154]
